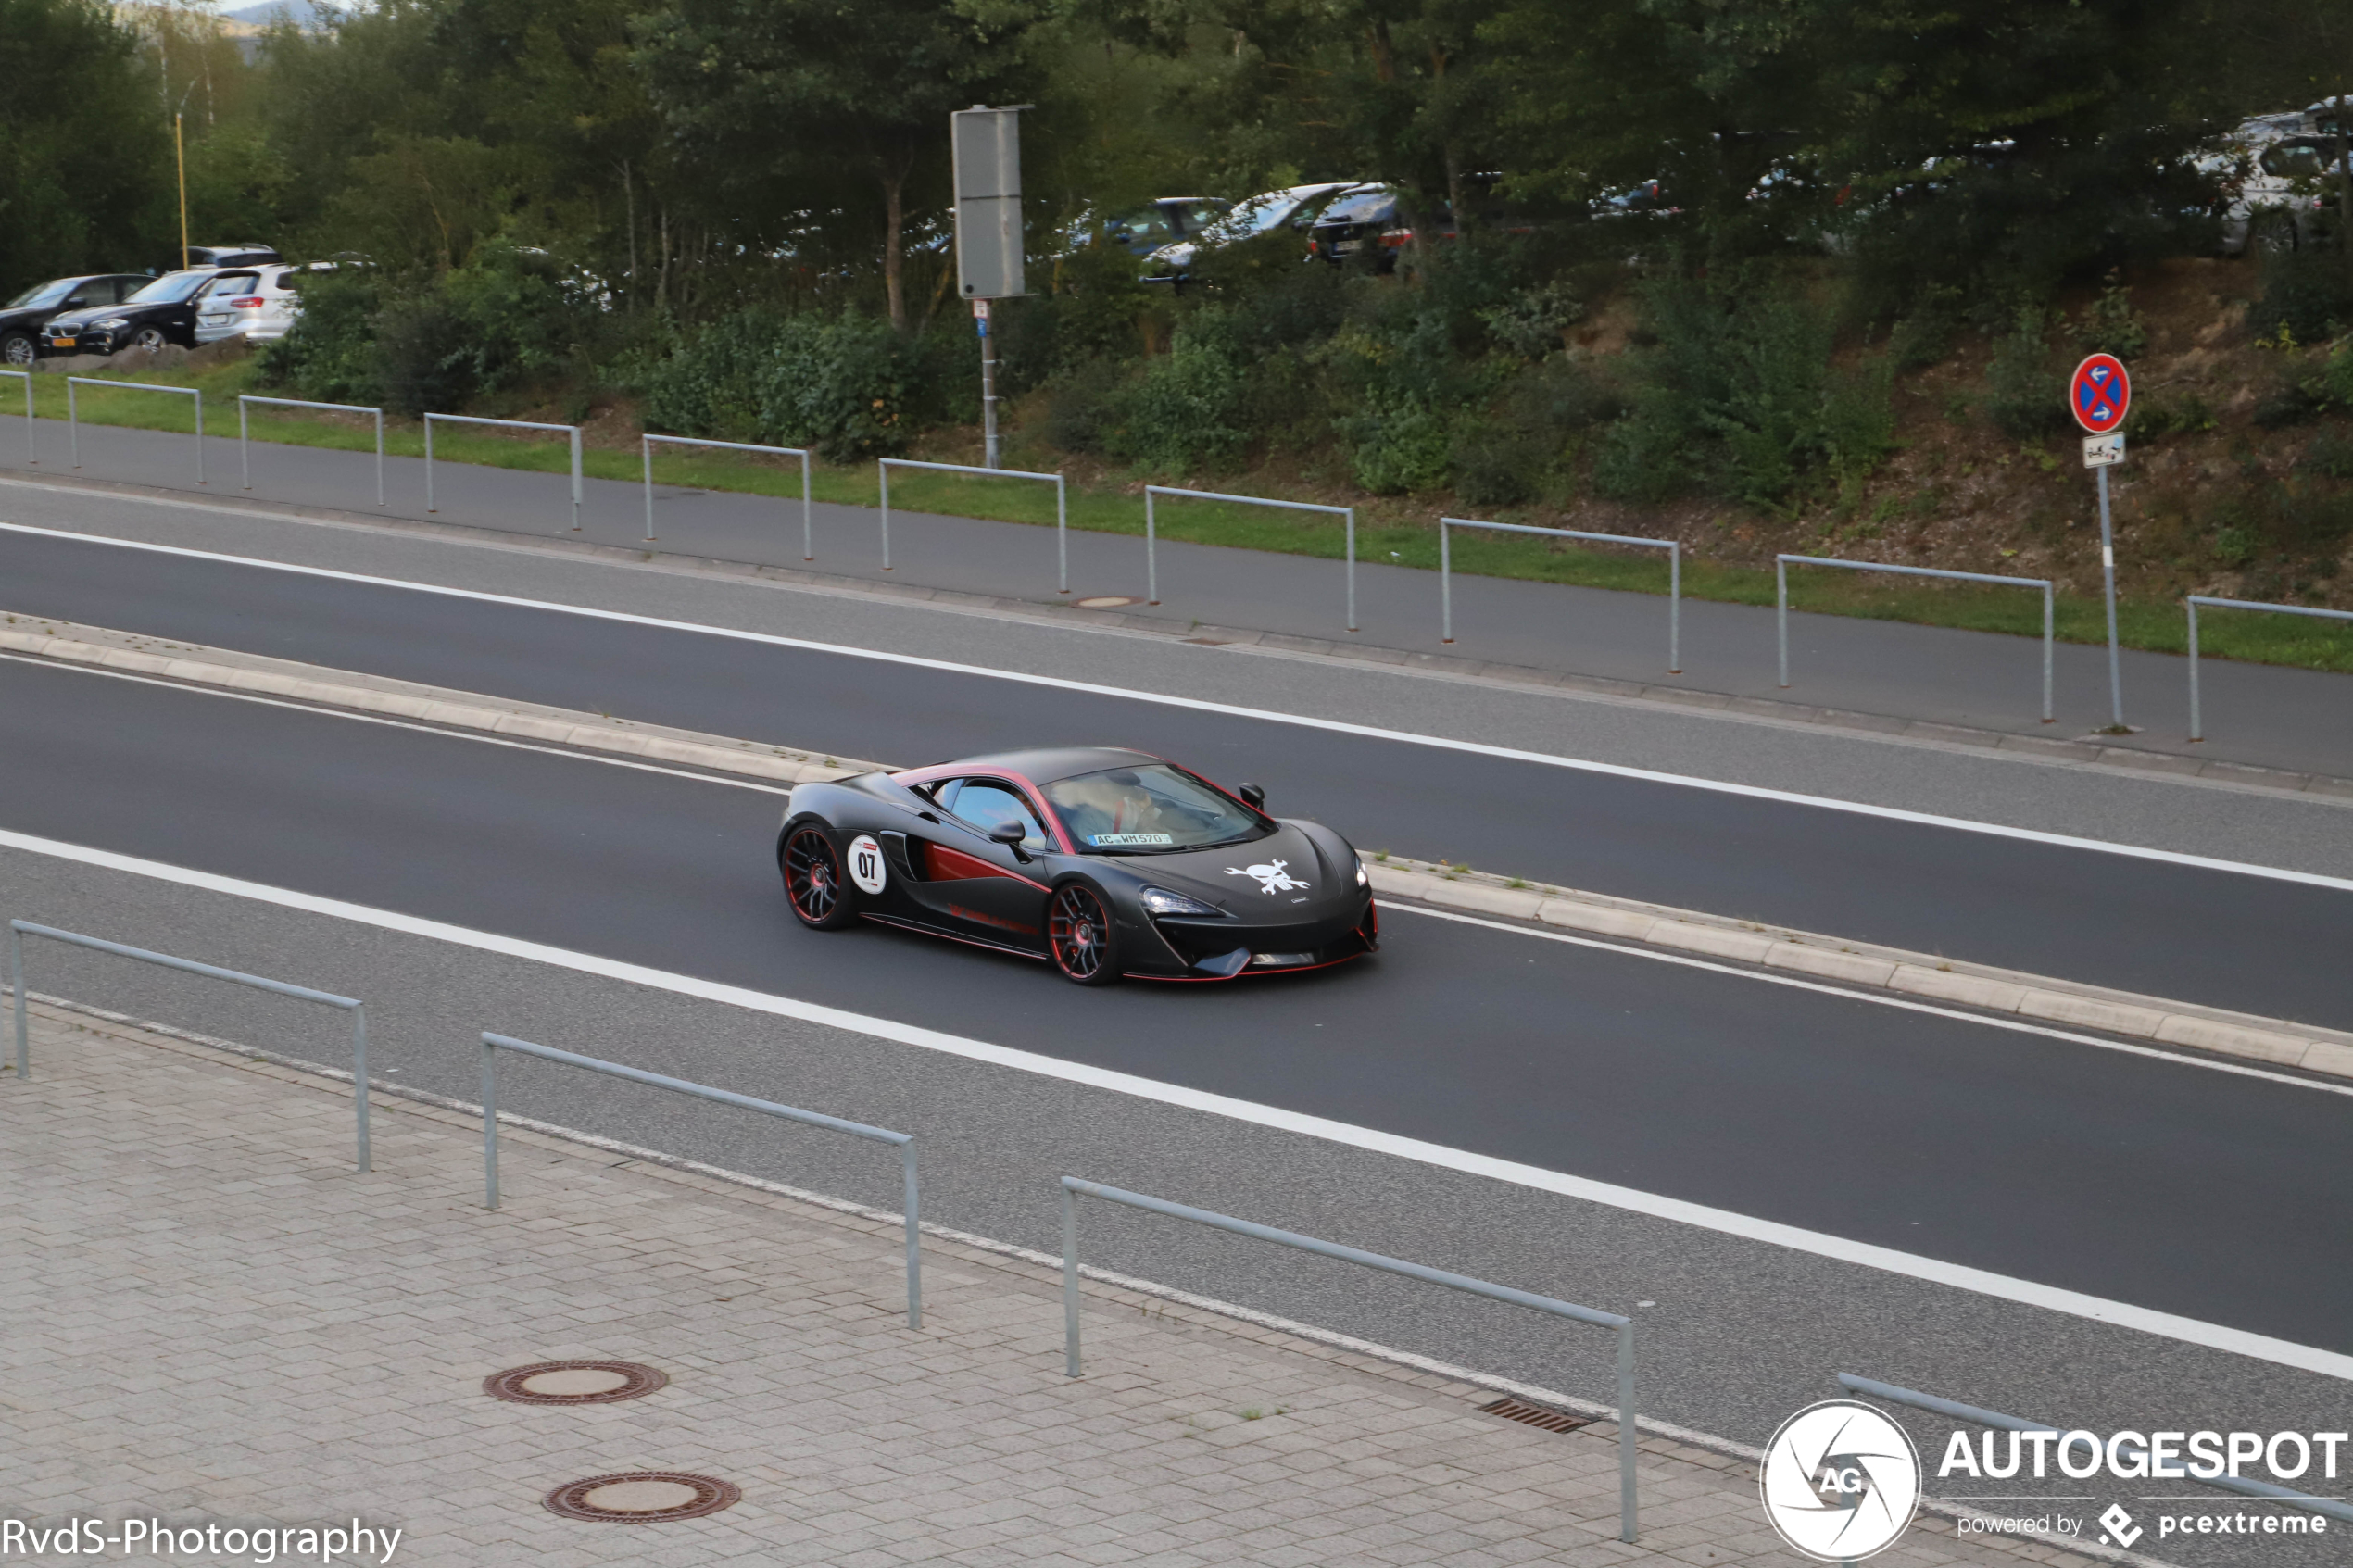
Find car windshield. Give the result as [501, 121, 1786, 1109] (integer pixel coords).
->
[126, 271, 214, 304]
[1043, 764, 1270, 853]
[6, 280, 77, 310]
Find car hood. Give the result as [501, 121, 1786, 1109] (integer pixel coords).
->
[1097, 822, 1354, 915]
[44, 306, 123, 330]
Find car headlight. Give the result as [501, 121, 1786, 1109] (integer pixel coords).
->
[1139, 886, 1223, 917]
[1354, 858, 1369, 887]
[95, 319, 129, 329]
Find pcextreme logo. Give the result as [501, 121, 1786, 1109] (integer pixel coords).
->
[1759, 1400, 1923, 1562]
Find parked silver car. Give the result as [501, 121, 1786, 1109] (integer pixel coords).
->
[193, 262, 329, 345]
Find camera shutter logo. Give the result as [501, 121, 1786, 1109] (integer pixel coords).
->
[1759, 1399, 1922, 1562]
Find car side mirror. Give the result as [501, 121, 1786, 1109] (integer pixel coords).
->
[1239, 783, 1265, 809]
[64, 296, 86, 308]
[988, 820, 1032, 860]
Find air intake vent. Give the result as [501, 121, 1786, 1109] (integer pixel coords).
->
[1479, 1395, 1595, 1434]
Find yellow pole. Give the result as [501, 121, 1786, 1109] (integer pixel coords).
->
[174, 114, 190, 271]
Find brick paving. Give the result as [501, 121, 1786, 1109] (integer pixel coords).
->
[0, 997, 2108, 1566]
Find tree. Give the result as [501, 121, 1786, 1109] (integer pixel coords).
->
[0, 0, 172, 295]
[633, 0, 1042, 329]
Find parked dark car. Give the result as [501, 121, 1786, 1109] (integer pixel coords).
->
[0, 274, 151, 365]
[43, 270, 259, 357]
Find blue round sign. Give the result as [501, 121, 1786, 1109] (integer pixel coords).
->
[2070, 354, 2130, 434]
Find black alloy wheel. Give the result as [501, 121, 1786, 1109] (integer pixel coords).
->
[782, 826, 856, 929]
[1049, 883, 1120, 985]
[130, 325, 168, 352]
[0, 333, 31, 367]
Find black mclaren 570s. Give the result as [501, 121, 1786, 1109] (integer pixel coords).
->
[776, 746, 1378, 984]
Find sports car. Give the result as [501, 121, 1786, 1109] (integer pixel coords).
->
[776, 746, 1378, 984]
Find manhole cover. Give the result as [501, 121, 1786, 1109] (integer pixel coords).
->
[544, 1472, 740, 1524]
[484, 1361, 667, 1406]
[1073, 595, 1142, 609]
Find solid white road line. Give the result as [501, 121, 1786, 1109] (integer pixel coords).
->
[0, 651, 794, 796]
[19, 638, 2339, 1100]
[2, 824, 2347, 1383]
[4, 518, 2351, 894]
[1384, 903, 2353, 1098]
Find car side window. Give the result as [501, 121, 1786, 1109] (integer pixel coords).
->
[938, 779, 1048, 851]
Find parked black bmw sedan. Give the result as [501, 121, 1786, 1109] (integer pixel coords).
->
[0, 274, 151, 366]
[43, 269, 256, 357]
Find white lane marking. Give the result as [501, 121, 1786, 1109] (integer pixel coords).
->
[1385, 903, 2353, 1098]
[3, 518, 2349, 895]
[18, 642, 2332, 1097]
[0, 651, 794, 796]
[1, 825, 2346, 1383]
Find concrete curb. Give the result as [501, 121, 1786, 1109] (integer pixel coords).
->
[9, 609, 2347, 1085]
[1365, 857, 2353, 1082]
[0, 615, 884, 786]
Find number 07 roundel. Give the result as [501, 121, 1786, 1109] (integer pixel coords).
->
[2070, 354, 2131, 434]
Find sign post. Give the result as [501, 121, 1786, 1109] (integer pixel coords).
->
[2070, 353, 2132, 729]
[951, 106, 1028, 469]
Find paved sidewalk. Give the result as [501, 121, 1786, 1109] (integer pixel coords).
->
[0, 998, 2108, 1568]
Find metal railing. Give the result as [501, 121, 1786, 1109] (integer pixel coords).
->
[2187, 596, 2353, 742]
[645, 435, 813, 554]
[424, 413, 582, 532]
[69, 378, 203, 484]
[8, 921, 371, 1171]
[240, 395, 384, 507]
[1779, 555, 2055, 723]
[1, 369, 31, 464]
[878, 458, 1070, 594]
[480, 1032, 922, 1327]
[1147, 487, 1357, 629]
[1839, 1374, 2353, 1526]
[1442, 518, 1681, 673]
[1060, 1177, 1638, 1541]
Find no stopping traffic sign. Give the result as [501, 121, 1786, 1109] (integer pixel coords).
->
[2070, 354, 2131, 433]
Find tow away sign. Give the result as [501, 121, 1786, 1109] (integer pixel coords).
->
[2082, 433, 2126, 467]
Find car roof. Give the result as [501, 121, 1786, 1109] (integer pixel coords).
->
[912, 746, 1166, 784]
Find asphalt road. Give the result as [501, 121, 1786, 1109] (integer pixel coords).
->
[4, 520, 2352, 1032]
[3, 655, 2349, 1568]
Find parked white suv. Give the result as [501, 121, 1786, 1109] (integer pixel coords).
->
[194, 262, 329, 345]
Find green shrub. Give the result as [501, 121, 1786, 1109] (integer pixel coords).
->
[2067, 270, 2148, 359]
[255, 270, 385, 406]
[643, 308, 927, 462]
[1593, 272, 1894, 510]
[2248, 247, 2353, 346]
[1984, 309, 2065, 438]
[1100, 329, 1252, 473]
[1337, 397, 1454, 494]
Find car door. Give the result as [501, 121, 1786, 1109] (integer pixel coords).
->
[900, 778, 1053, 950]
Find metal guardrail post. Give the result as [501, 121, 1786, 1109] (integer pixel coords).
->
[1060, 1176, 1637, 1541]
[423, 412, 581, 530]
[2184, 596, 2353, 742]
[1441, 517, 1681, 673]
[641, 435, 814, 558]
[480, 1032, 922, 1328]
[239, 395, 384, 507]
[7, 920, 369, 1169]
[66, 378, 203, 485]
[1837, 1374, 2353, 1526]
[8, 922, 26, 1080]
[873, 458, 1070, 593]
[1777, 555, 2056, 723]
[1143, 487, 1359, 630]
[1, 369, 32, 465]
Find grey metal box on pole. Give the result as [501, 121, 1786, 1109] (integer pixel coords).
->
[951, 107, 1026, 301]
